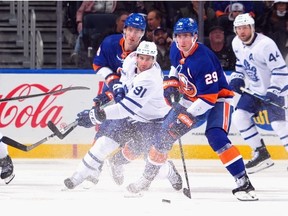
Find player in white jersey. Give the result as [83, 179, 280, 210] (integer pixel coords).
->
[0, 132, 15, 184]
[64, 41, 182, 191]
[229, 13, 288, 174]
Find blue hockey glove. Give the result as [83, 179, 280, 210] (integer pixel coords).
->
[229, 78, 245, 94]
[93, 91, 113, 107]
[77, 106, 107, 128]
[76, 109, 95, 128]
[264, 91, 279, 104]
[112, 82, 125, 103]
[163, 76, 180, 106]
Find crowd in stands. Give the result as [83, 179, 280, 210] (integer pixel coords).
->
[63, 1, 288, 70]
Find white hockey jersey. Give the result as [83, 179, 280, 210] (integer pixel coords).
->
[104, 52, 171, 122]
[232, 33, 288, 96]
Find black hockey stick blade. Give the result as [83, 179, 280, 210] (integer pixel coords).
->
[178, 138, 192, 199]
[2, 134, 56, 152]
[0, 86, 90, 102]
[2, 136, 29, 151]
[47, 120, 78, 139]
[183, 188, 191, 199]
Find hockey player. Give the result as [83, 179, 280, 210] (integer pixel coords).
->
[0, 132, 15, 184]
[64, 41, 182, 191]
[229, 13, 288, 174]
[115, 18, 258, 201]
[92, 12, 147, 103]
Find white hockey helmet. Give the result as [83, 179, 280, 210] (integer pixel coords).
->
[233, 13, 255, 27]
[136, 41, 158, 58]
[233, 13, 255, 31]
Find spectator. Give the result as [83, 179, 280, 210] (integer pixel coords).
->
[180, 1, 216, 36]
[96, 11, 130, 47]
[145, 9, 164, 41]
[271, 19, 288, 64]
[206, 25, 236, 71]
[257, 0, 288, 37]
[217, 2, 244, 46]
[70, 1, 117, 65]
[152, 26, 172, 71]
[212, 1, 255, 18]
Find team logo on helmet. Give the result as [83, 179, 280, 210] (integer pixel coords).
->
[124, 13, 146, 31]
[136, 41, 158, 57]
[173, 18, 198, 36]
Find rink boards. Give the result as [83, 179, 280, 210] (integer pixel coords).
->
[1, 70, 287, 159]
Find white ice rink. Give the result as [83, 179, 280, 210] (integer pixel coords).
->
[1, 159, 287, 216]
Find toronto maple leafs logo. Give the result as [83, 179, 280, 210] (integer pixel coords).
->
[243, 59, 258, 81]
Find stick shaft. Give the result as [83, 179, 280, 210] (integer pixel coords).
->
[178, 137, 191, 198]
[240, 87, 287, 110]
[0, 86, 90, 102]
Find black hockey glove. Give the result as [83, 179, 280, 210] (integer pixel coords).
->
[163, 76, 180, 106]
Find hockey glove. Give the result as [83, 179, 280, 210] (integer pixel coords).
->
[229, 78, 245, 95]
[93, 91, 113, 107]
[77, 106, 107, 128]
[163, 76, 180, 106]
[89, 106, 107, 124]
[264, 91, 279, 104]
[105, 73, 121, 93]
[168, 112, 195, 138]
[112, 82, 125, 103]
[76, 109, 95, 128]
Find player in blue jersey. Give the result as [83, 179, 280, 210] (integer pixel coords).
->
[123, 18, 258, 201]
[92, 13, 147, 104]
[229, 13, 288, 174]
[0, 132, 15, 184]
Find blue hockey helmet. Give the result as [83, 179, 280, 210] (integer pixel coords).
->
[124, 13, 146, 31]
[173, 18, 198, 36]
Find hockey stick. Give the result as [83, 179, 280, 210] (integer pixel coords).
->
[47, 120, 78, 139]
[2, 134, 56, 152]
[1, 121, 77, 151]
[169, 94, 191, 198]
[178, 137, 191, 199]
[240, 87, 288, 110]
[0, 86, 90, 102]
[48, 99, 116, 139]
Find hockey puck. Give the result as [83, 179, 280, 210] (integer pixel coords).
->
[162, 199, 171, 203]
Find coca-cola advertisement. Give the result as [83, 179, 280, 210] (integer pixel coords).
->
[0, 73, 103, 157]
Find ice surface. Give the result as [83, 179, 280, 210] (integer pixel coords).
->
[1, 159, 287, 216]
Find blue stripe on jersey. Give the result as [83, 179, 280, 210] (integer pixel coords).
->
[119, 101, 135, 116]
[271, 65, 288, 73]
[125, 96, 143, 108]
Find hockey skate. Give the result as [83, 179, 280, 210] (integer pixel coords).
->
[64, 172, 98, 189]
[126, 176, 152, 195]
[0, 155, 15, 184]
[245, 140, 274, 174]
[106, 158, 124, 185]
[232, 174, 258, 201]
[167, 160, 182, 191]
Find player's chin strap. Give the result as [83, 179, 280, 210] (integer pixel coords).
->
[240, 87, 288, 110]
